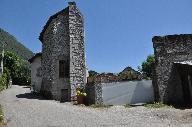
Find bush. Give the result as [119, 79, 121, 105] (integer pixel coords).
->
[90, 104, 112, 108]
[139, 55, 155, 79]
[124, 104, 133, 108]
[143, 102, 172, 108]
[0, 105, 3, 122]
[1, 51, 31, 86]
[0, 76, 6, 91]
[0, 67, 11, 91]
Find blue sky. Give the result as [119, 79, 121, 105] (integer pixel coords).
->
[0, 0, 192, 73]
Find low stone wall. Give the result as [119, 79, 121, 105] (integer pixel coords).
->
[85, 83, 103, 105]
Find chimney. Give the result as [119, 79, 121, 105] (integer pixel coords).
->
[68, 2, 76, 6]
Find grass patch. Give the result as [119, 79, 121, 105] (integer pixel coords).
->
[0, 104, 6, 127]
[143, 102, 172, 108]
[0, 105, 4, 122]
[0, 86, 5, 93]
[124, 104, 133, 108]
[89, 104, 112, 108]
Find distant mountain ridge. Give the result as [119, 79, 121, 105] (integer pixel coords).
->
[0, 28, 34, 61]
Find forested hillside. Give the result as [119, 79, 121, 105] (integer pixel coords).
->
[0, 28, 34, 61]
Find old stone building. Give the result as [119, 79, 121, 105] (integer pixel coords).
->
[153, 34, 192, 105]
[30, 2, 86, 102]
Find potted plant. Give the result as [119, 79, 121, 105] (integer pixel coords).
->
[76, 87, 87, 104]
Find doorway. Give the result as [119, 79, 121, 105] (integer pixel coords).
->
[60, 89, 69, 102]
[176, 63, 192, 105]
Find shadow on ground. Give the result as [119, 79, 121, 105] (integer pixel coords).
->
[172, 104, 192, 110]
[16, 92, 47, 100]
[22, 86, 31, 88]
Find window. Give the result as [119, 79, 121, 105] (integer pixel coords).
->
[59, 60, 69, 78]
[36, 67, 42, 77]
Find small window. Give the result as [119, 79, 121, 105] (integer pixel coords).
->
[59, 60, 69, 78]
[36, 67, 42, 77]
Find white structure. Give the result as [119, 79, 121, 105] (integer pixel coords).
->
[102, 80, 154, 105]
[29, 53, 42, 93]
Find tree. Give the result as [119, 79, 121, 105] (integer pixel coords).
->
[88, 70, 99, 77]
[141, 55, 155, 79]
[118, 66, 141, 81]
[0, 67, 10, 90]
[1, 51, 31, 85]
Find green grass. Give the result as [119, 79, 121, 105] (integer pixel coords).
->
[0, 104, 7, 127]
[143, 102, 172, 108]
[89, 104, 112, 108]
[0, 86, 5, 92]
[124, 104, 133, 108]
[0, 105, 4, 122]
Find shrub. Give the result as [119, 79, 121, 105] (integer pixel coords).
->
[0, 77, 6, 91]
[143, 102, 172, 108]
[90, 104, 112, 108]
[76, 87, 87, 97]
[140, 55, 155, 79]
[124, 104, 133, 108]
[0, 67, 11, 91]
[1, 51, 31, 85]
[0, 105, 3, 122]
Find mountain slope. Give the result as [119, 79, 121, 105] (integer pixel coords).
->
[0, 28, 33, 61]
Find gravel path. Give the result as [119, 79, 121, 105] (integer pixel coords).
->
[0, 85, 192, 127]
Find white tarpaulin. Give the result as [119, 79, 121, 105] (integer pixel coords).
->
[174, 61, 192, 66]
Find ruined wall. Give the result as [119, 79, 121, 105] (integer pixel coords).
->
[41, 8, 70, 100]
[153, 34, 192, 104]
[69, 4, 86, 99]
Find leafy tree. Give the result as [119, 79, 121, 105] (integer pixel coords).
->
[118, 66, 141, 81]
[141, 55, 155, 79]
[1, 51, 31, 85]
[0, 67, 10, 91]
[88, 70, 99, 77]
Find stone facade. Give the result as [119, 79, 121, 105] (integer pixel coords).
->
[69, 3, 86, 99]
[39, 2, 86, 101]
[85, 83, 103, 105]
[153, 34, 192, 104]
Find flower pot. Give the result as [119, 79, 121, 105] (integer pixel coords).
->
[77, 95, 84, 104]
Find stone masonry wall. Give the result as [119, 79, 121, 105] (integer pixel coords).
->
[40, 2, 86, 101]
[41, 8, 70, 100]
[153, 34, 192, 104]
[85, 83, 103, 105]
[69, 4, 86, 99]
